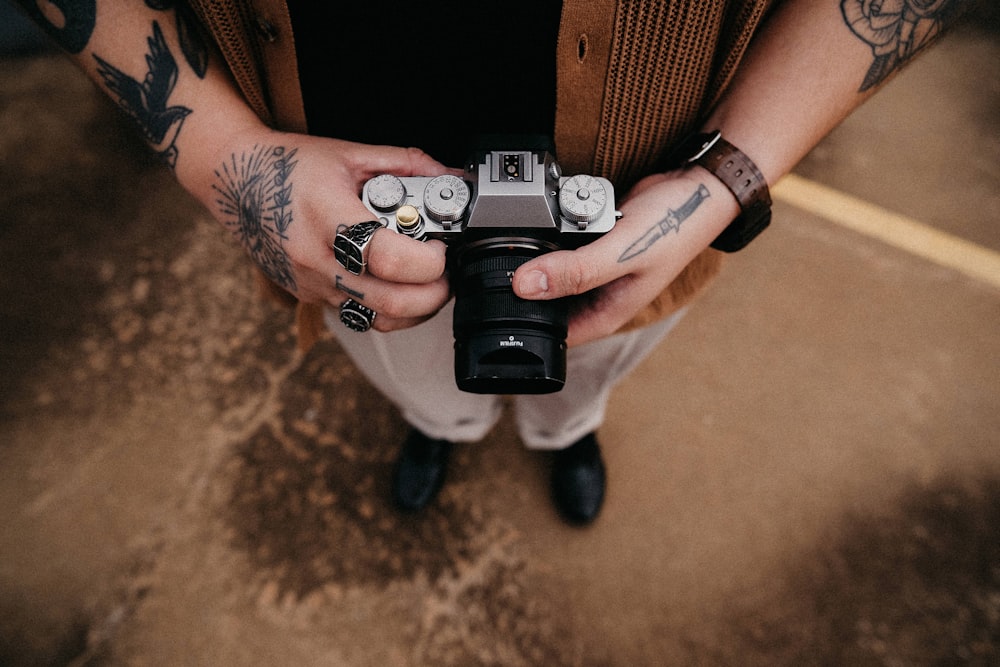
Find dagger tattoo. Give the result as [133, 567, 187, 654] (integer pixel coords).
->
[618, 184, 710, 263]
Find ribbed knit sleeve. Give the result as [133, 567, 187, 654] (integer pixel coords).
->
[555, 0, 774, 331]
[557, 0, 773, 190]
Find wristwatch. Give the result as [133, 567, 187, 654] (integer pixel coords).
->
[671, 130, 772, 252]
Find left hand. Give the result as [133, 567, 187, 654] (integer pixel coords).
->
[512, 168, 740, 346]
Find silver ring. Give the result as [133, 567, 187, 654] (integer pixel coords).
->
[333, 220, 383, 276]
[339, 298, 376, 332]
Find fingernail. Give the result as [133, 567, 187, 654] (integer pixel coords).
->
[519, 269, 549, 297]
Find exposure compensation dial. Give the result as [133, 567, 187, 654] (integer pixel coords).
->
[558, 175, 608, 227]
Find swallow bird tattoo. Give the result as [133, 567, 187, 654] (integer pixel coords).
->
[93, 21, 192, 167]
[618, 184, 710, 262]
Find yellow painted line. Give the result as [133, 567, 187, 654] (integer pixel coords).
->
[772, 173, 1000, 291]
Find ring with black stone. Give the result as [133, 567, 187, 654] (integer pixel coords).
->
[339, 298, 376, 332]
[333, 220, 383, 276]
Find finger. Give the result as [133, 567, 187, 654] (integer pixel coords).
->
[333, 296, 443, 334]
[511, 236, 628, 301]
[371, 312, 439, 333]
[332, 273, 451, 320]
[364, 232, 448, 284]
[349, 144, 454, 180]
[325, 198, 447, 285]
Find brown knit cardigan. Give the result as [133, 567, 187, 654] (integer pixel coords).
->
[187, 0, 774, 348]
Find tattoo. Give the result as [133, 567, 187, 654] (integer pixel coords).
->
[618, 184, 710, 263]
[841, 0, 967, 92]
[335, 276, 366, 300]
[144, 0, 209, 78]
[93, 21, 191, 168]
[213, 145, 300, 291]
[16, 0, 96, 53]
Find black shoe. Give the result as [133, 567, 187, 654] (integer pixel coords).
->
[391, 429, 453, 512]
[550, 433, 606, 525]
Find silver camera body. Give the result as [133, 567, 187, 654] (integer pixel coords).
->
[361, 148, 617, 242]
[360, 146, 618, 395]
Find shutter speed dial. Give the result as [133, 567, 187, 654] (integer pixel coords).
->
[423, 175, 470, 222]
[559, 175, 608, 225]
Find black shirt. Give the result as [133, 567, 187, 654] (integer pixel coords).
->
[287, 1, 562, 166]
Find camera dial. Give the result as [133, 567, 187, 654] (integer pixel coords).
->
[366, 174, 407, 211]
[559, 175, 608, 226]
[358, 141, 617, 394]
[424, 175, 470, 225]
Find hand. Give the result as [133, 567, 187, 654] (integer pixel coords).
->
[204, 132, 456, 332]
[512, 169, 740, 346]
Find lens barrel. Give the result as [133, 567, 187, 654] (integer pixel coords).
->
[452, 240, 568, 394]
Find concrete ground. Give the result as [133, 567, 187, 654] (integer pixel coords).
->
[1, 6, 998, 666]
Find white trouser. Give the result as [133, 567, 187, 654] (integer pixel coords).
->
[325, 301, 684, 450]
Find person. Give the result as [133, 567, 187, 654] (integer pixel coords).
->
[14, 0, 972, 525]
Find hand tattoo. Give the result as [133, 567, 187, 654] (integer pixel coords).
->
[618, 184, 710, 262]
[213, 145, 300, 291]
[335, 276, 366, 300]
[841, 0, 968, 91]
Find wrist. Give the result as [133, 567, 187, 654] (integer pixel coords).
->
[684, 164, 742, 223]
[173, 113, 271, 204]
[619, 168, 742, 258]
[667, 130, 772, 252]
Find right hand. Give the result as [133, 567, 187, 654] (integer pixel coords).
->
[203, 132, 456, 332]
[20, 0, 451, 333]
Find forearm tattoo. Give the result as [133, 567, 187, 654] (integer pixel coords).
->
[93, 21, 191, 167]
[144, 0, 209, 78]
[20, 1, 206, 166]
[213, 146, 300, 291]
[15, 0, 95, 53]
[16, 0, 207, 79]
[841, 0, 968, 91]
[618, 184, 710, 263]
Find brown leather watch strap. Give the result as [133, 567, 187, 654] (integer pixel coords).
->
[673, 130, 772, 252]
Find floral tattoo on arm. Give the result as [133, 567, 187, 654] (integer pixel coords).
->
[841, 0, 970, 91]
[213, 145, 300, 292]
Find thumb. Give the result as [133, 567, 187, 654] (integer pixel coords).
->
[372, 145, 452, 178]
[512, 245, 614, 300]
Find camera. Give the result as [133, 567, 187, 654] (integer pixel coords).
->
[361, 139, 618, 394]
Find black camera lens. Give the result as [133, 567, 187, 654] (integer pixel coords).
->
[452, 240, 568, 394]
